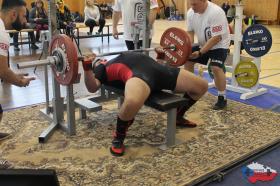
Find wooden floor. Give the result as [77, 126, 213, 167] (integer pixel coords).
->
[1, 20, 280, 111]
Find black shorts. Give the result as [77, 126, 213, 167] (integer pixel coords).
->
[190, 46, 228, 68]
[97, 53, 180, 92]
[132, 61, 180, 92]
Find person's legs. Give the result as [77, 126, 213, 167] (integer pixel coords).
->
[28, 31, 39, 50]
[175, 69, 208, 100]
[181, 46, 209, 126]
[208, 49, 228, 110]
[85, 19, 97, 35]
[211, 66, 226, 92]
[13, 33, 20, 51]
[125, 40, 135, 50]
[65, 25, 72, 36]
[98, 18, 106, 33]
[35, 24, 43, 42]
[59, 23, 66, 34]
[137, 39, 152, 49]
[184, 61, 196, 73]
[110, 77, 151, 156]
[211, 65, 227, 109]
[125, 39, 152, 50]
[174, 69, 208, 127]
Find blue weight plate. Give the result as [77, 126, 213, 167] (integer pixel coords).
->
[242, 24, 272, 57]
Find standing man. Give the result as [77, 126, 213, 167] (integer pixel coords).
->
[0, 0, 35, 140]
[112, 0, 159, 50]
[185, 0, 230, 110]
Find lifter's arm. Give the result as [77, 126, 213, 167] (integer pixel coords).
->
[84, 71, 101, 93]
[82, 55, 101, 93]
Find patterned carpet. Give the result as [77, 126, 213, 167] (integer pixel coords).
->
[0, 93, 280, 186]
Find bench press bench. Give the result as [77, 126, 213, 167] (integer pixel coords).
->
[103, 85, 188, 149]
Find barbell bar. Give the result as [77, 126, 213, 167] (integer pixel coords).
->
[17, 56, 58, 69]
[17, 27, 192, 85]
[76, 45, 176, 61]
[18, 45, 176, 69]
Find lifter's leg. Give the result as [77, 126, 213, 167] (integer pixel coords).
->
[174, 69, 208, 128]
[110, 78, 151, 156]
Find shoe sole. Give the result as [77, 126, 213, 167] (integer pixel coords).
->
[0, 134, 11, 142]
[110, 147, 124, 157]
[213, 105, 227, 110]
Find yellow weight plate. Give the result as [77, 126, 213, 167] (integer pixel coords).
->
[234, 61, 259, 88]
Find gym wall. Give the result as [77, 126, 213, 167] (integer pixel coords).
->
[24, 0, 185, 18]
[159, 0, 185, 16]
[13, 0, 279, 24]
[212, 0, 280, 24]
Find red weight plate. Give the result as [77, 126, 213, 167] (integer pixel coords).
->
[49, 34, 78, 85]
[160, 27, 192, 67]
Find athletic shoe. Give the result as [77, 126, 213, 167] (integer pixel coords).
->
[110, 138, 125, 156]
[0, 132, 11, 141]
[176, 118, 197, 128]
[213, 95, 227, 110]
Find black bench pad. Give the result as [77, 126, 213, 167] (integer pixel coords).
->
[103, 85, 188, 112]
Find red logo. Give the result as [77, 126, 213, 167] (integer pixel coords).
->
[212, 25, 223, 33]
[0, 43, 9, 51]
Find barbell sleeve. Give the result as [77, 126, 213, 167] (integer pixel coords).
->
[17, 56, 58, 69]
[77, 45, 176, 61]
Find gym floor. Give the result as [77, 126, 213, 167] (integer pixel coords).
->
[1, 20, 280, 110]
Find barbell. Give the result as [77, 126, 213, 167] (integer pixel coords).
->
[77, 45, 176, 61]
[18, 27, 192, 85]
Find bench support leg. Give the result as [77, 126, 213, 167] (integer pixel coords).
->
[166, 108, 177, 146]
[79, 109, 87, 119]
[160, 108, 182, 150]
